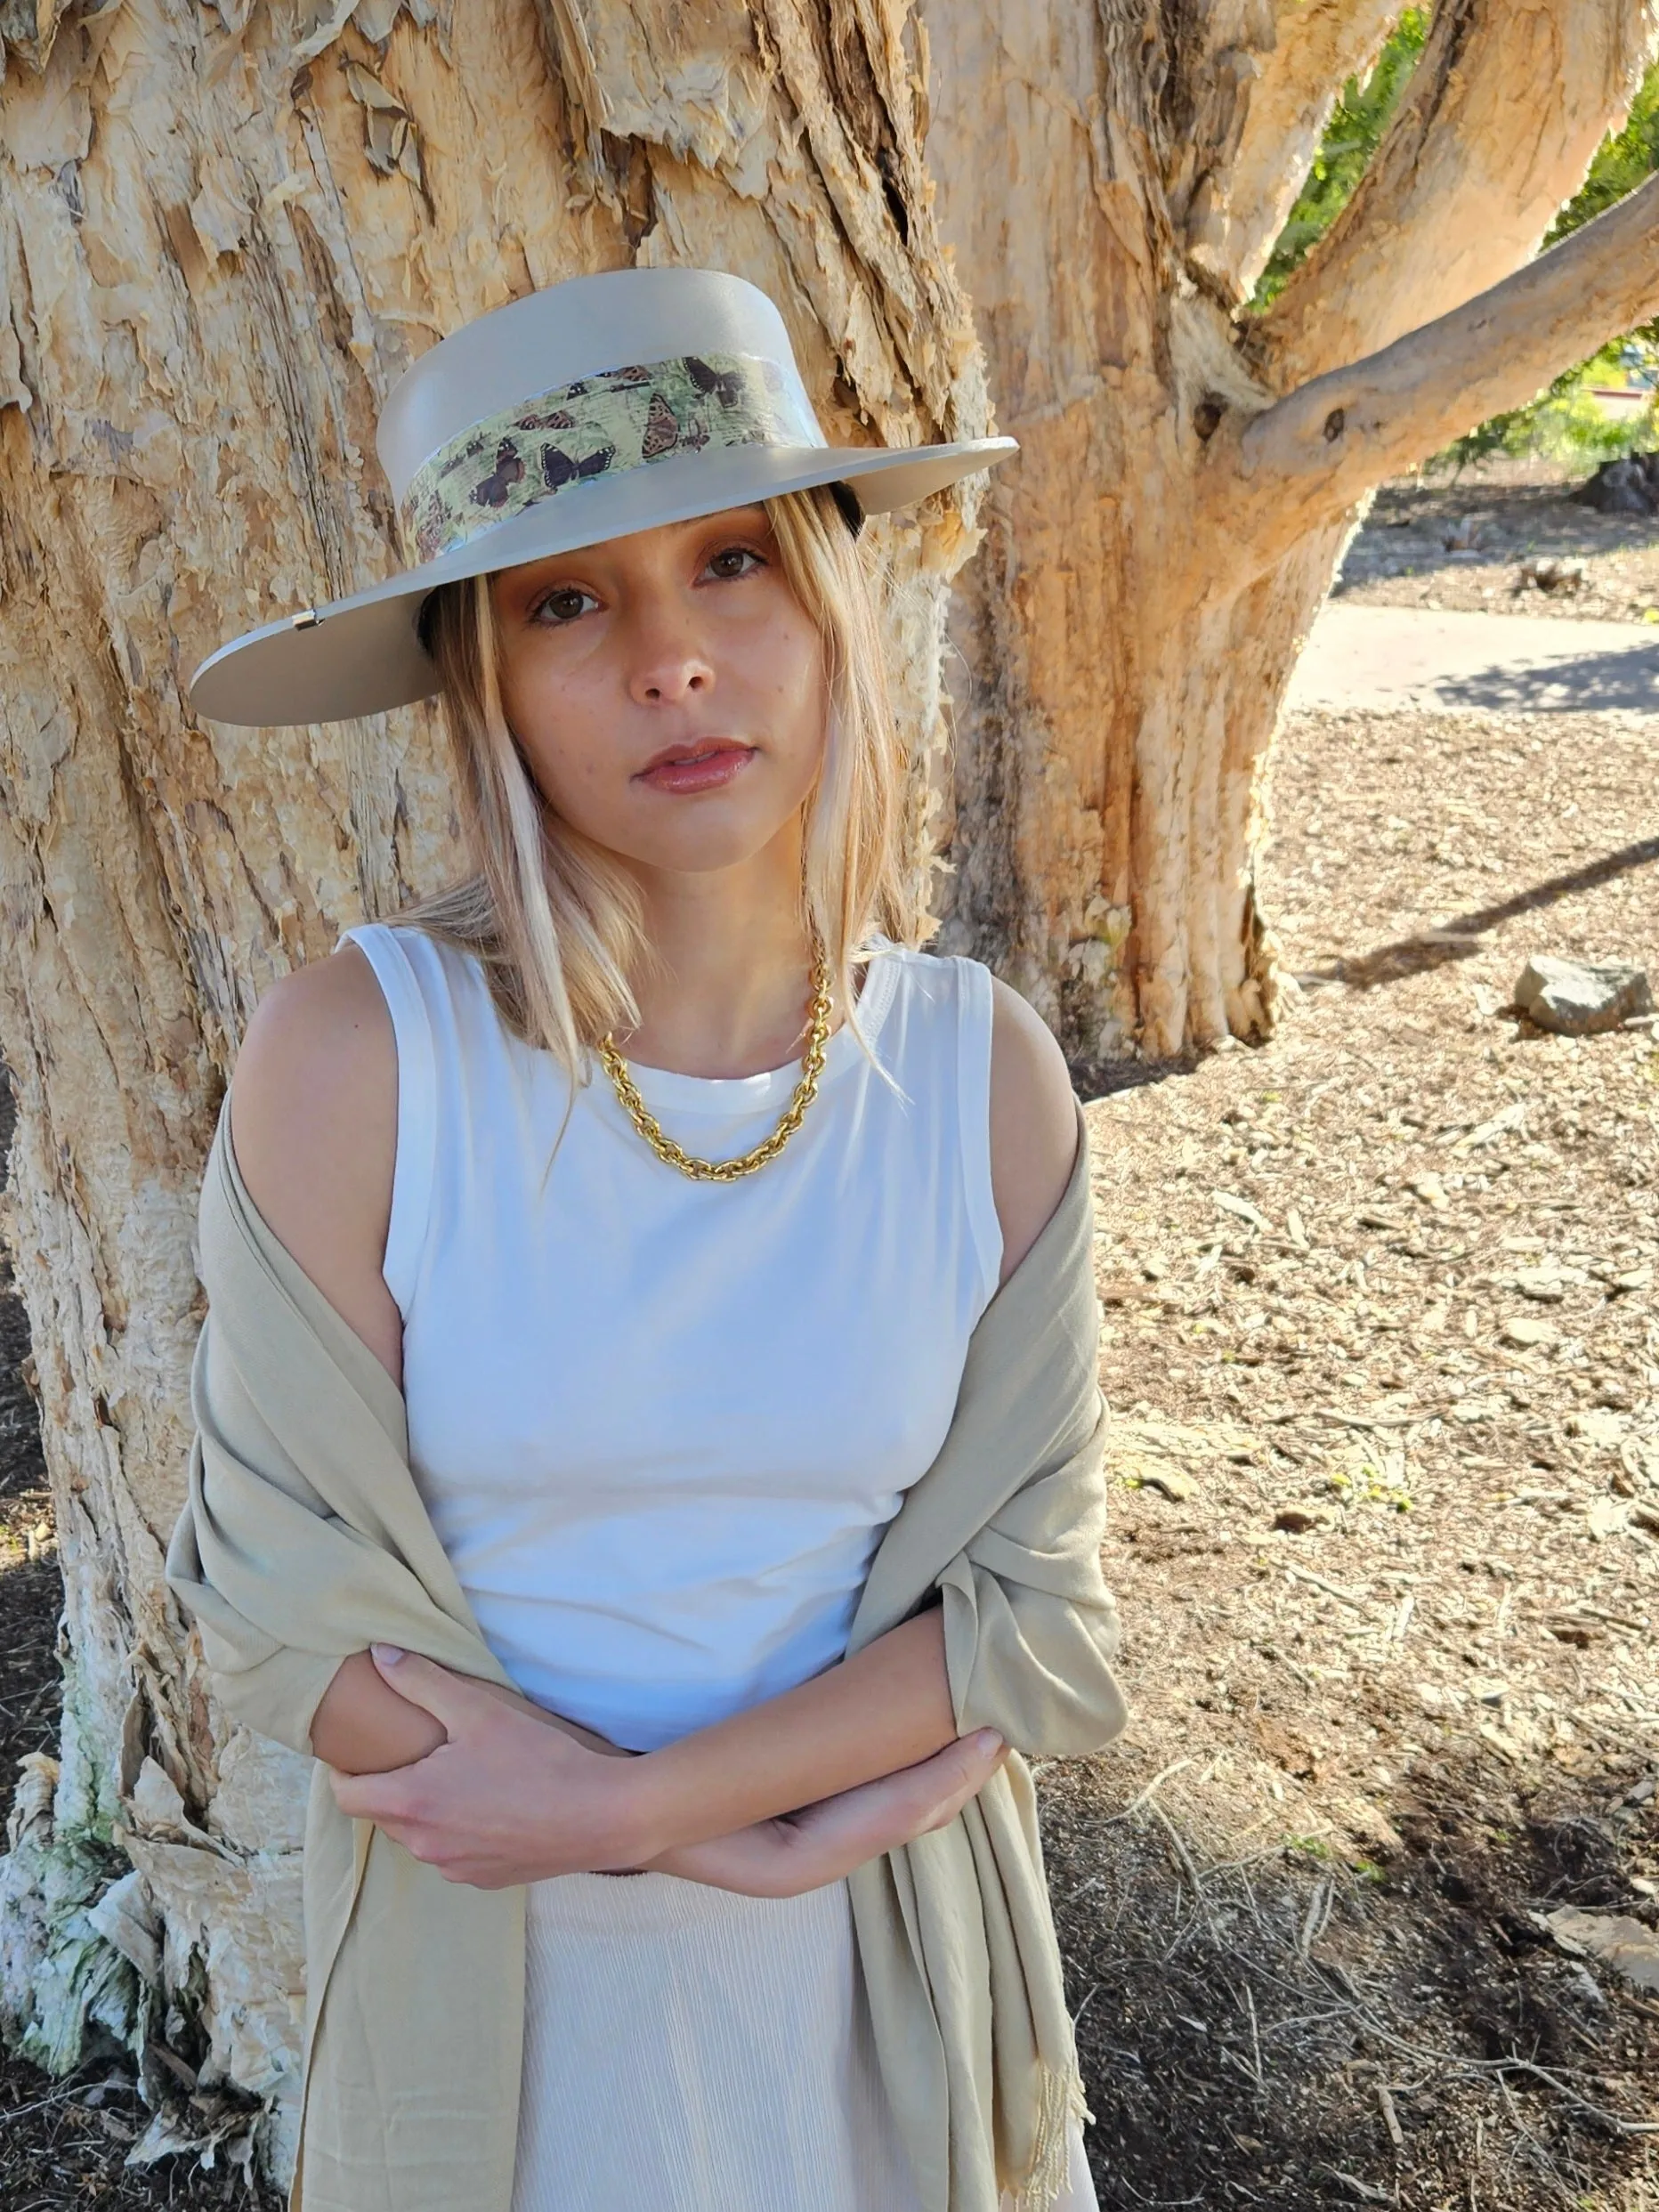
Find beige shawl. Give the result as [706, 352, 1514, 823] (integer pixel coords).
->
[164, 1089, 1126, 2212]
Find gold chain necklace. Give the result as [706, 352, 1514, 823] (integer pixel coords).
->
[597, 939, 834, 1182]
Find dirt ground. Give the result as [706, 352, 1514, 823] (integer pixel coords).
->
[1055, 697, 1658, 2208]
[1338, 460, 1659, 625]
[0, 544, 1655, 2203]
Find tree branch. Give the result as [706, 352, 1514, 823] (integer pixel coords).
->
[1217, 169, 1659, 571]
[1204, 0, 1403, 305]
[1251, 0, 1655, 390]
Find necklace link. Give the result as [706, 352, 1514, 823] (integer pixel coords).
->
[597, 942, 833, 1181]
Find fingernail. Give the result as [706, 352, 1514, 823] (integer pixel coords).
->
[974, 1730, 1004, 1756]
[371, 1642, 405, 1665]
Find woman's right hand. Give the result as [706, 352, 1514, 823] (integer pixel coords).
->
[637, 1729, 1008, 1896]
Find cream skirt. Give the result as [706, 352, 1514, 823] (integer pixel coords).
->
[510, 1868, 1097, 2212]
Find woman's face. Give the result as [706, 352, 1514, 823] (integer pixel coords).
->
[490, 504, 828, 879]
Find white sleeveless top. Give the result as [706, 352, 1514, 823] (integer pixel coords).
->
[338, 923, 1002, 1754]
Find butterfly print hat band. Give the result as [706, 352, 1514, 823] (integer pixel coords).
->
[188, 265, 1017, 727]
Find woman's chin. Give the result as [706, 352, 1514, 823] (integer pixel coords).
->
[593, 802, 813, 880]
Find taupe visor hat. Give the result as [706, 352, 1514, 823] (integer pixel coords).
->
[189, 266, 1016, 728]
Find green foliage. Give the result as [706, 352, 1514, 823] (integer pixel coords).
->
[1250, 12, 1428, 312]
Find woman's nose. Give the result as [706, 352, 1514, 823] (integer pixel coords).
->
[626, 607, 716, 707]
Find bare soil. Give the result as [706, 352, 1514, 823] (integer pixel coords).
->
[1054, 699, 1658, 2208]
[0, 684, 1655, 2207]
[1338, 466, 1659, 625]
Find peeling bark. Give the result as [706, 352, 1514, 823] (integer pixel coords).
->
[0, 0, 988, 2183]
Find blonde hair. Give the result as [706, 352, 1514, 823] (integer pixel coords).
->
[390, 483, 926, 1078]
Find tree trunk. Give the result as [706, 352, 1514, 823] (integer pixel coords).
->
[922, 0, 1659, 1064]
[4, 0, 1659, 2192]
[0, 0, 989, 2181]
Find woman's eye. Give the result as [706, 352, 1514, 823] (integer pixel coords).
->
[532, 586, 598, 625]
[705, 546, 765, 581]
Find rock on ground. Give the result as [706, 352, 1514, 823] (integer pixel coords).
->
[1515, 952, 1654, 1034]
[1574, 450, 1659, 519]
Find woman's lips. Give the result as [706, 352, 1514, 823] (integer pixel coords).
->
[635, 741, 755, 795]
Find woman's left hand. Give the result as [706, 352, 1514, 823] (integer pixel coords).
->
[326, 1645, 648, 1887]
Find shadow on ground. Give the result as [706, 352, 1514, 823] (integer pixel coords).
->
[1045, 1745, 1659, 2211]
[1436, 650, 1658, 716]
[1299, 835, 1659, 993]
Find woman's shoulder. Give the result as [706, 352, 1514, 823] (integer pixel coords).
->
[870, 936, 1077, 1283]
[226, 939, 402, 1373]
[867, 938, 1064, 1073]
[342, 915, 501, 1019]
[862, 935, 993, 1013]
[986, 978, 1079, 1284]
[235, 936, 397, 1110]
[869, 939, 1060, 1065]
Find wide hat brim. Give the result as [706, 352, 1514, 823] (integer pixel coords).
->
[187, 434, 1015, 728]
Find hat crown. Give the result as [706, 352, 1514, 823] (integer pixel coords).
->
[376, 267, 822, 498]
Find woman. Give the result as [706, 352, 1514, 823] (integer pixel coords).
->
[182, 266, 1113, 2211]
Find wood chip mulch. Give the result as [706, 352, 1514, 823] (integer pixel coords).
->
[1051, 692, 1657, 2208]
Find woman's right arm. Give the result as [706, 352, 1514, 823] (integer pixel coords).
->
[227, 948, 453, 1774]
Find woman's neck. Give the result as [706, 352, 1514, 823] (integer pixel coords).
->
[618, 844, 830, 1080]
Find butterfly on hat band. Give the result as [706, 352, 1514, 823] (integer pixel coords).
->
[399, 352, 811, 565]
